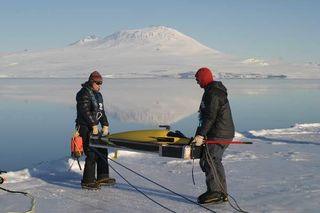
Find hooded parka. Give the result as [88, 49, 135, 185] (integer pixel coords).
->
[197, 81, 235, 140]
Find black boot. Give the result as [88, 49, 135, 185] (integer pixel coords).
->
[96, 177, 116, 186]
[197, 191, 228, 204]
[81, 181, 101, 190]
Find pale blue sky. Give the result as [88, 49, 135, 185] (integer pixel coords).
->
[1, 0, 319, 62]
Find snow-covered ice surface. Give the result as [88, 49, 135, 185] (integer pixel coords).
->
[1, 123, 319, 213]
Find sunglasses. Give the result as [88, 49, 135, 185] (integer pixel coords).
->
[94, 81, 103, 85]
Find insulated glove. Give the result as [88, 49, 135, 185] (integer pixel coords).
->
[92, 125, 99, 135]
[193, 135, 204, 146]
[73, 130, 80, 138]
[102, 126, 109, 136]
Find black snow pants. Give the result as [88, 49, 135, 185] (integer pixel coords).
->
[199, 141, 230, 194]
[79, 125, 109, 183]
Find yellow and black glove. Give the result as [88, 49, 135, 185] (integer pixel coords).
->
[193, 135, 204, 146]
[102, 126, 109, 137]
[92, 125, 99, 135]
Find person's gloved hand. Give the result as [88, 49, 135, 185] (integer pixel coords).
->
[92, 125, 99, 135]
[102, 126, 109, 136]
[193, 135, 204, 146]
[73, 130, 80, 138]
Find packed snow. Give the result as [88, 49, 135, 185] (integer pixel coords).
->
[1, 123, 319, 213]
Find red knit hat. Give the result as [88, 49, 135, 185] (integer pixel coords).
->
[89, 71, 103, 82]
[195, 67, 214, 88]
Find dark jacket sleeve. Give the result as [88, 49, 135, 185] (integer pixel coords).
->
[198, 92, 220, 136]
[76, 89, 97, 126]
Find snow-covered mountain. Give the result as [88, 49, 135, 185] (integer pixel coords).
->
[0, 26, 319, 79]
[71, 26, 218, 55]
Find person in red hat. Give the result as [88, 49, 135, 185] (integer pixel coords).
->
[193, 67, 235, 204]
[75, 71, 115, 190]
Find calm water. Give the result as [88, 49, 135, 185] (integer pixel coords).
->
[1, 79, 319, 171]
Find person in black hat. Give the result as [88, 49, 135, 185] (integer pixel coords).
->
[75, 71, 115, 190]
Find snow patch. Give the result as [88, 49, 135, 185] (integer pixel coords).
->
[166, 160, 192, 165]
[4, 169, 31, 183]
[241, 58, 269, 66]
[6, 62, 19, 67]
[70, 35, 99, 46]
[114, 150, 144, 158]
[273, 151, 310, 162]
[234, 132, 246, 139]
[270, 142, 287, 145]
[250, 123, 320, 136]
[224, 151, 259, 161]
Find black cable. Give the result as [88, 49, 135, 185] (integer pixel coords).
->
[91, 147, 176, 213]
[76, 158, 82, 170]
[67, 159, 76, 172]
[191, 158, 196, 185]
[0, 186, 27, 195]
[92, 147, 216, 213]
[107, 152, 216, 213]
[108, 162, 175, 213]
[0, 186, 35, 213]
[204, 144, 249, 213]
[190, 143, 196, 185]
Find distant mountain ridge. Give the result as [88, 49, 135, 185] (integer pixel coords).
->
[70, 35, 99, 46]
[70, 26, 218, 55]
[0, 26, 319, 79]
[72, 26, 190, 45]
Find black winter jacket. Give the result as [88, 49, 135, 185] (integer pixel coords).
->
[197, 81, 235, 139]
[76, 83, 109, 127]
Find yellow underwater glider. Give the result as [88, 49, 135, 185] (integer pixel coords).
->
[89, 125, 252, 159]
[89, 125, 202, 159]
